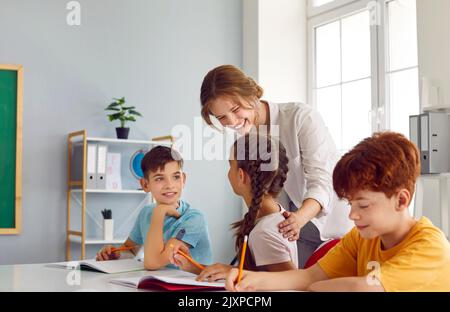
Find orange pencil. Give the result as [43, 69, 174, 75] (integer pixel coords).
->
[111, 246, 135, 253]
[237, 235, 248, 283]
[170, 244, 205, 271]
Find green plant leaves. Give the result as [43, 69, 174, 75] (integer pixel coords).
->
[129, 110, 142, 116]
[106, 97, 142, 126]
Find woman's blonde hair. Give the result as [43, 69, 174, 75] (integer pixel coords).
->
[200, 65, 264, 126]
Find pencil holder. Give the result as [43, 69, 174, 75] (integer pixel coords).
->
[103, 219, 114, 241]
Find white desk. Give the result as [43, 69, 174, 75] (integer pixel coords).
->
[0, 263, 156, 292]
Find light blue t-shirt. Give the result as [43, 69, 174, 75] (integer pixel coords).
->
[129, 199, 213, 267]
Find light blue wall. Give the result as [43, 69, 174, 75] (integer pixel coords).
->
[0, 0, 243, 264]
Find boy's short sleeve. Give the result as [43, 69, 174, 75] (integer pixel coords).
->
[129, 208, 145, 245]
[317, 228, 359, 278]
[379, 234, 450, 292]
[174, 211, 208, 248]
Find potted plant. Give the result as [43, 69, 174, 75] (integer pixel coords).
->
[105, 97, 142, 139]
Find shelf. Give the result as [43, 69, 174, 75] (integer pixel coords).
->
[86, 137, 172, 146]
[70, 189, 146, 194]
[67, 130, 168, 260]
[69, 236, 127, 245]
[423, 106, 450, 113]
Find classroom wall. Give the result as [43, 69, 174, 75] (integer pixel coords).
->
[417, 0, 450, 110]
[415, 0, 450, 234]
[243, 0, 308, 103]
[0, 0, 243, 264]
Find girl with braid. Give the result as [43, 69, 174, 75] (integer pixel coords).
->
[170, 133, 298, 281]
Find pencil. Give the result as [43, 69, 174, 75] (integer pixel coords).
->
[111, 246, 135, 253]
[237, 235, 248, 283]
[170, 244, 205, 271]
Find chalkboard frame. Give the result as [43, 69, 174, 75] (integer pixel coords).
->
[0, 64, 23, 235]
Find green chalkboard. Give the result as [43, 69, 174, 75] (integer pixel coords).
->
[0, 65, 22, 234]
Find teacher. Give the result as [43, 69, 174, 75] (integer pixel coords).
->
[200, 65, 352, 268]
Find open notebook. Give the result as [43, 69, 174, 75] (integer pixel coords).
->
[109, 269, 225, 291]
[46, 258, 145, 274]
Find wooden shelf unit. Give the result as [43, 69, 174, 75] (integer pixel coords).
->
[66, 130, 173, 260]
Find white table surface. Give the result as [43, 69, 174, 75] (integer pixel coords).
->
[0, 263, 159, 292]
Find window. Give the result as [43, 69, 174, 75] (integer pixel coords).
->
[312, 0, 336, 7]
[309, 0, 419, 153]
[386, 0, 419, 137]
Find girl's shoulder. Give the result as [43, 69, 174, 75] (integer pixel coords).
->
[252, 211, 286, 236]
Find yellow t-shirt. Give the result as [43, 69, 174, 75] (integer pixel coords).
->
[318, 217, 450, 292]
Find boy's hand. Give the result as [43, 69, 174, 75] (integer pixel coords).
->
[157, 202, 181, 218]
[226, 268, 263, 292]
[196, 263, 233, 282]
[169, 242, 201, 274]
[96, 245, 120, 261]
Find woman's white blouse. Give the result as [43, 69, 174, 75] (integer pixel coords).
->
[268, 102, 353, 240]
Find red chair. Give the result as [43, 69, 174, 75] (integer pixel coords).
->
[304, 239, 341, 269]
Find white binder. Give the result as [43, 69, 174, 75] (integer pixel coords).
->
[86, 144, 97, 189]
[96, 144, 108, 189]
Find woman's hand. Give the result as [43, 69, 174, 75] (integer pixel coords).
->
[196, 263, 234, 282]
[225, 268, 266, 292]
[278, 211, 302, 241]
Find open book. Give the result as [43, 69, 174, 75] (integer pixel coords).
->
[46, 258, 145, 274]
[109, 269, 225, 291]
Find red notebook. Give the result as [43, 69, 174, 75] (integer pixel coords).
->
[138, 278, 223, 291]
[110, 270, 225, 291]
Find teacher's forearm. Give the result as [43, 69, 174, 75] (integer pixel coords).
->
[295, 198, 322, 226]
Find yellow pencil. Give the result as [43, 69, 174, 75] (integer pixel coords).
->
[237, 235, 248, 283]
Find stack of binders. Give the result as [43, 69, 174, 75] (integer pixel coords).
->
[409, 112, 450, 174]
[71, 143, 108, 189]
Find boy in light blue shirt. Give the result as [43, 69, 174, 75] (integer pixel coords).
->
[96, 146, 213, 271]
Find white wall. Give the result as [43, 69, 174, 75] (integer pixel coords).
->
[243, 0, 308, 103]
[417, 0, 450, 109]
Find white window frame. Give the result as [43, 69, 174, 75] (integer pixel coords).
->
[308, 0, 419, 138]
[307, 0, 362, 18]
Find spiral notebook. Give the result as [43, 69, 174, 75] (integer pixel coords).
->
[109, 269, 225, 291]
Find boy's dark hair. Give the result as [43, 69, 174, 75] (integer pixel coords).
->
[140, 146, 183, 179]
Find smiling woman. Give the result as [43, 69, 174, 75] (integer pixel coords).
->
[199, 65, 354, 268]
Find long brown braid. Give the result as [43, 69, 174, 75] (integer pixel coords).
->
[231, 132, 289, 261]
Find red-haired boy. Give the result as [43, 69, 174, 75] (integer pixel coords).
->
[225, 132, 450, 292]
